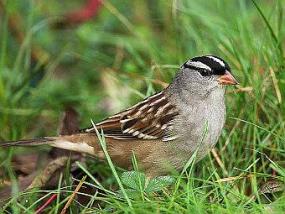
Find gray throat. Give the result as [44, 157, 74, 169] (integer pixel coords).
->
[165, 77, 226, 163]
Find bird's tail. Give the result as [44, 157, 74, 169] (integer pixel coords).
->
[0, 137, 55, 147]
[0, 134, 97, 156]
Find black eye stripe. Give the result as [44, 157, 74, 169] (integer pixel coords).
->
[183, 64, 211, 76]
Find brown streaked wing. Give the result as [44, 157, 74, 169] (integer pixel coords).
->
[82, 92, 179, 140]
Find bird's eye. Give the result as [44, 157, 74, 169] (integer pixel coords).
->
[198, 69, 212, 76]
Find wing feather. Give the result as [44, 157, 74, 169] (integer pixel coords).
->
[82, 91, 179, 141]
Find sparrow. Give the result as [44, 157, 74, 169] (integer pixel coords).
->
[1, 55, 238, 177]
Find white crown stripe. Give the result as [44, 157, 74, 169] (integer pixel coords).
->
[206, 56, 225, 67]
[186, 61, 211, 71]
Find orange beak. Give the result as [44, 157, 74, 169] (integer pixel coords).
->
[217, 71, 239, 85]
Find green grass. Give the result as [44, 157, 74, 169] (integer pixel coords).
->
[1, 0, 285, 213]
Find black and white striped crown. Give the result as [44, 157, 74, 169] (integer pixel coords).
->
[182, 55, 231, 76]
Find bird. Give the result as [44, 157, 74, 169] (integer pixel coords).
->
[0, 55, 238, 177]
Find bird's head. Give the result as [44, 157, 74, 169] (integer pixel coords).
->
[169, 55, 238, 98]
[181, 55, 238, 87]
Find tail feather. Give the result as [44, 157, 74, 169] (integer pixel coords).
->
[0, 134, 97, 156]
[0, 137, 55, 147]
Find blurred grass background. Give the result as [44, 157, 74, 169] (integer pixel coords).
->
[0, 0, 285, 213]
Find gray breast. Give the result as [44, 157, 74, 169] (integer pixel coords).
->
[167, 87, 226, 162]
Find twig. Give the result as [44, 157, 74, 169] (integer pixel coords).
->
[227, 86, 253, 94]
[215, 174, 254, 183]
[28, 156, 69, 189]
[60, 176, 87, 214]
[35, 193, 57, 214]
[269, 67, 282, 103]
[211, 148, 228, 176]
